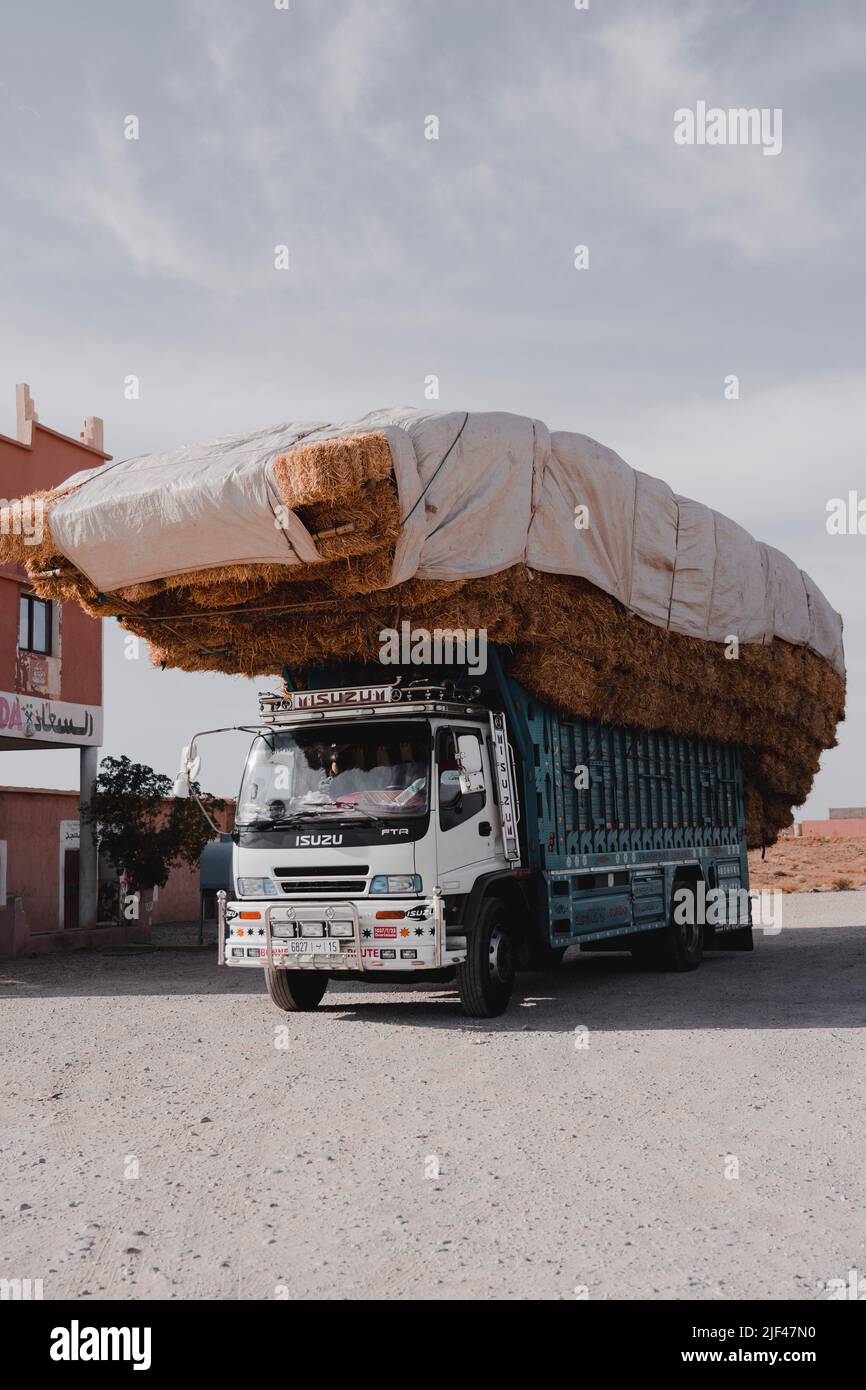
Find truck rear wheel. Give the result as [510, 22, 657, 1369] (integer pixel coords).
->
[631, 876, 703, 972]
[265, 969, 330, 1012]
[457, 898, 516, 1017]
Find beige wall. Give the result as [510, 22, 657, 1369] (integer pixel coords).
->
[799, 818, 866, 840]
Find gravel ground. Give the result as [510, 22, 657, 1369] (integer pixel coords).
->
[749, 836, 866, 892]
[2, 892, 864, 1302]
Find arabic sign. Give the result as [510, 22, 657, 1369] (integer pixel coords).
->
[0, 690, 102, 745]
[60, 819, 81, 849]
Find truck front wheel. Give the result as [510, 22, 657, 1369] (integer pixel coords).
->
[265, 969, 330, 1012]
[457, 899, 516, 1017]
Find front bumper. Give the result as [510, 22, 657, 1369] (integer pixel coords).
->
[218, 893, 463, 972]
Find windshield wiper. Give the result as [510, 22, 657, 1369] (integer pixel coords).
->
[239, 805, 361, 829]
[238, 815, 309, 830]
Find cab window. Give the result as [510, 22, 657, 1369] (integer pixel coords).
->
[437, 729, 486, 831]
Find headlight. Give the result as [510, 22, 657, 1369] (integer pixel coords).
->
[329, 921, 354, 938]
[237, 877, 278, 897]
[370, 874, 422, 894]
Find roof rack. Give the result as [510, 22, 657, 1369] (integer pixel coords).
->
[397, 677, 483, 704]
[257, 677, 485, 724]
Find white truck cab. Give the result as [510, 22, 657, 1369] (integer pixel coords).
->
[180, 681, 522, 1016]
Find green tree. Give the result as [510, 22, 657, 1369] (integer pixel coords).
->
[83, 755, 226, 923]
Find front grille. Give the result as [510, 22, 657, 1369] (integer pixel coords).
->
[275, 864, 370, 896]
[273, 864, 369, 877]
[280, 879, 367, 895]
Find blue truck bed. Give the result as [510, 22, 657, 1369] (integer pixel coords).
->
[488, 649, 750, 949]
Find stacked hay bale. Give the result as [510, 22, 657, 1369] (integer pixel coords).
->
[1, 430, 844, 849]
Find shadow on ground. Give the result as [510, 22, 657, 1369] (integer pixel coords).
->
[2, 916, 864, 1033]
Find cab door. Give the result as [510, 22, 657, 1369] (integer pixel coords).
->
[434, 725, 507, 893]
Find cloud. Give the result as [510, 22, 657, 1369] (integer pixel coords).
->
[317, 0, 411, 122]
[48, 117, 236, 291]
[0, 78, 41, 120]
[481, 2, 855, 260]
[34, 0, 419, 295]
[614, 369, 866, 541]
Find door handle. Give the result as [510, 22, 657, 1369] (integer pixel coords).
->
[478, 821, 492, 836]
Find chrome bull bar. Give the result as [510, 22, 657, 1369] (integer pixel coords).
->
[265, 902, 362, 971]
[218, 894, 443, 971]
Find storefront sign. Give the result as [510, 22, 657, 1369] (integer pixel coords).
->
[0, 691, 102, 745]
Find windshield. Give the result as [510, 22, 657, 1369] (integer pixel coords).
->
[236, 720, 430, 826]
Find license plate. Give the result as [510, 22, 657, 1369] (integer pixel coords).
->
[283, 938, 340, 955]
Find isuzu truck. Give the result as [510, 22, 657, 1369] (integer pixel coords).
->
[174, 648, 752, 1018]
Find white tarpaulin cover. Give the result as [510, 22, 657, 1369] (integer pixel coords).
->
[49, 407, 844, 674]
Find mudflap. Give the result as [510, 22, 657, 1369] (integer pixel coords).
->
[708, 923, 754, 951]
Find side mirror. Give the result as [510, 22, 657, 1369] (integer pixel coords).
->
[456, 735, 484, 795]
[172, 743, 201, 799]
[171, 772, 191, 799]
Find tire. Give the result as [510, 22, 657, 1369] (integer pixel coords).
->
[630, 876, 704, 972]
[457, 898, 516, 1017]
[265, 969, 330, 1012]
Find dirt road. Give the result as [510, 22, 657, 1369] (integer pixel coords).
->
[2, 893, 864, 1301]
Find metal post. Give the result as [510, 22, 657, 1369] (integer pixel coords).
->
[217, 890, 226, 964]
[350, 902, 363, 973]
[433, 886, 444, 968]
[263, 902, 274, 969]
[79, 745, 100, 931]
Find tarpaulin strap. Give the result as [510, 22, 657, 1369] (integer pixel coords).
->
[399, 412, 470, 529]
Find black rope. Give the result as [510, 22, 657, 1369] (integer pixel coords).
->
[113, 595, 351, 624]
[399, 411, 469, 530]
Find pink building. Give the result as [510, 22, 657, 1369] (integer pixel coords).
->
[798, 817, 866, 839]
[1, 385, 107, 955]
[0, 785, 235, 956]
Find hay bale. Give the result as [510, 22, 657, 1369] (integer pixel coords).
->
[117, 553, 844, 851]
[0, 488, 68, 572]
[272, 431, 394, 510]
[0, 448, 844, 852]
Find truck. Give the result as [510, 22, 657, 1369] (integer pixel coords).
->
[173, 647, 753, 1018]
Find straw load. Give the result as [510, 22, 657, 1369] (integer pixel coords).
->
[0, 408, 845, 847]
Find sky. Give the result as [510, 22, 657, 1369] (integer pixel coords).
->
[0, 0, 864, 814]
